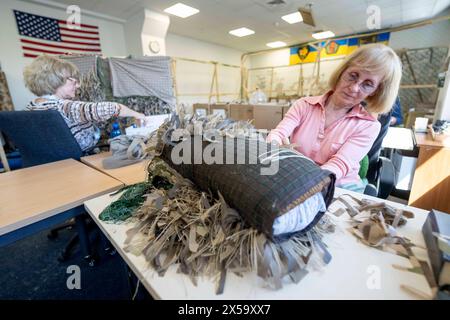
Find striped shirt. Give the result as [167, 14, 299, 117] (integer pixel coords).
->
[27, 95, 121, 151]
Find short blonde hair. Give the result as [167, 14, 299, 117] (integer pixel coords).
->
[23, 55, 80, 96]
[328, 43, 402, 114]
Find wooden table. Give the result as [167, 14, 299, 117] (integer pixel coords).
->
[81, 152, 148, 186]
[409, 132, 450, 213]
[0, 159, 123, 244]
[84, 187, 432, 300]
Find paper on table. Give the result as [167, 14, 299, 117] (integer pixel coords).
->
[381, 127, 414, 150]
[125, 114, 170, 137]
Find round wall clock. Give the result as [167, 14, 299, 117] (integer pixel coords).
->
[149, 41, 160, 54]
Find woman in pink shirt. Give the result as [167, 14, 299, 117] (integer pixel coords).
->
[267, 44, 402, 193]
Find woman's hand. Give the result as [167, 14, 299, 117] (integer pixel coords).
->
[135, 116, 153, 127]
[266, 133, 290, 145]
[266, 135, 294, 150]
[281, 137, 290, 145]
[117, 104, 154, 127]
[118, 104, 147, 120]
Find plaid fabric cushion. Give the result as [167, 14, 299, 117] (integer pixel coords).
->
[161, 137, 335, 239]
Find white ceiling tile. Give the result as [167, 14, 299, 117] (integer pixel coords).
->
[33, 0, 450, 51]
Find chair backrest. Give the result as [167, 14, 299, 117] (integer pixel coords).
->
[366, 110, 392, 183]
[0, 110, 82, 168]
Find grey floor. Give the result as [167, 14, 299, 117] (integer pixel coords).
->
[0, 223, 145, 300]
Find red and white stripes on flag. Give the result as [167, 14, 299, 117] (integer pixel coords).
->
[14, 10, 102, 58]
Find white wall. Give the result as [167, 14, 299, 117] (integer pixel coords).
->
[166, 33, 243, 65]
[124, 9, 169, 57]
[0, 0, 245, 112]
[390, 20, 450, 50]
[248, 20, 450, 69]
[0, 0, 127, 110]
[247, 49, 290, 69]
[165, 33, 244, 108]
[245, 20, 450, 99]
[434, 46, 450, 121]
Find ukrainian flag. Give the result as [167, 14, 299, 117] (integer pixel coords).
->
[289, 32, 390, 65]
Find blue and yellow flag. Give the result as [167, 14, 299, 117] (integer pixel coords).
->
[289, 32, 390, 65]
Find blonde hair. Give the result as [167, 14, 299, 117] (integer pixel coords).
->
[328, 43, 402, 114]
[23, 55, 80, 96]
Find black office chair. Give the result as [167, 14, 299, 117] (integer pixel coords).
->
[363, 110, 396, 199]
[0, 110, 110, 265]
[363, 152, 396, 199]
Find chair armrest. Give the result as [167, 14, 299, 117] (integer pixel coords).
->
[363, 183, 378, 197]
[377, 157, 396, 199]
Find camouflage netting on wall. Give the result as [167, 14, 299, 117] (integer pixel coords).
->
[0, 70, 14, 111]
[398, 47, 448, 116]
[61, 54, 173, 145]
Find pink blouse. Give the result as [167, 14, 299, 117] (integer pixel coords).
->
[267, 91, 381, 186]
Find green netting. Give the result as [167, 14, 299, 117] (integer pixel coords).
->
[98, 160, 174, 223]
[99, 182, 150, 222]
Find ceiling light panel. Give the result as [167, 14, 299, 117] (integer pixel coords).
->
[312, 30, 335, 40]
[164, 3, 199, 18]
[281, 12, 303, 24]
[266, 41, 287, 48]
[229, 27, 255, 37]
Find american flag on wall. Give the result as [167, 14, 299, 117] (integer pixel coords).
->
[13, 10, 102, 58]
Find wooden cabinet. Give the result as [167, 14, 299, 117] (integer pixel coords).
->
[408, 132, 450, 214]
[253, 105, 284, 130]
[191, 103, 288, 131]
[229, 104, 253, 121]
[193, 103, 209, 116]
[209, 104, 230, 117]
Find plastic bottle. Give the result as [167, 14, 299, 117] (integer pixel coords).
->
[250, 88, 267, 104]
[110, 121, 122, 138]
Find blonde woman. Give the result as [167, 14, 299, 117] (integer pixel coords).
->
[267, 44, 402, 193]
[24, 55, 152, 151]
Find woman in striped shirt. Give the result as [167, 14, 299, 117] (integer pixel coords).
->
[23, 55, 152, 151]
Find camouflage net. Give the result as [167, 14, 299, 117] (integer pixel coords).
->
[99, 111, 336, 294]
[101, 158, 335, 293]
